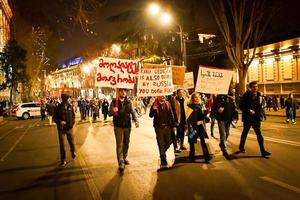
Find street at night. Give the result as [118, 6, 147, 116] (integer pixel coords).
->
[0, 113, 299, 200]
[1, 0, 300, 200]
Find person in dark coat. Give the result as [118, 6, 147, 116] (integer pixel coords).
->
[149, 96, 177, 169]
[236, 81, 271, 158]
[285, 93, 298, 124]
[53, 94, 76, 166]
[101, 99, 109, 121]
[187, 93, 212, 163]
[211, 94, 238, 160]
[46, 100, 56, 125]
[109, 88, 139, 172]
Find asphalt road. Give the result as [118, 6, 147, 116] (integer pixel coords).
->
[0, 113, 299, 200]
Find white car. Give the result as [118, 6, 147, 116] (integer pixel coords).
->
[12, 102, 41, 120]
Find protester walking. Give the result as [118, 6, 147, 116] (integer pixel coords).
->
[109, 88, 139, 172]
[207, 94, 216, 137]
[53, 94, 76, 167]
[211, 94, 238, 160]
[173, 89, 188, 150]
[236, 81, 271, 158]
[186, 93, 212, 163]
[46, 100, 56, 125]
[149, 96, 177, 169]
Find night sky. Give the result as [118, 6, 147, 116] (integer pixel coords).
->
[12, 0, 300, 65]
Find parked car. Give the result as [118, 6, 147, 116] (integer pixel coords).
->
[11, 102, 41, 119]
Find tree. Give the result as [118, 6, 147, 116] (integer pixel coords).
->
[209, 0, 275, 94]
[0, 39, 28, 105]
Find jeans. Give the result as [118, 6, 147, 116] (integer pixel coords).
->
[210, 117, 216, 136]
[114, 127, 131, 164]
[288, 108, 295, 120]
[176, 123, 186, 146]
[155, 127, 172, 163]
[189, 125, 210, 160]
[58, 129, 75, 161]
[217, 120, 231, 153]
[239, 120, 266, 153]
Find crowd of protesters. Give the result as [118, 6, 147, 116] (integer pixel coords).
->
[35, 81, 300, 169]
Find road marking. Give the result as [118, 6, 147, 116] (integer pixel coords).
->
[260, 176, 300, 194]
[0, 121, 39, 162]
[231, 133, 300, 147]
[0, 127, 17, 140]
[76, 150, 102, 200]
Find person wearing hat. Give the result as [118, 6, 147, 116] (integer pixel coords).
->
[53, 93, 76, 167]
[109, 88, 139, 172]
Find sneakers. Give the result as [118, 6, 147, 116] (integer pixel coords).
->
[119, 161, 125, 171]
[60, 160, 67, 167]
[234, 149, 246, 154]
[71, 152, 76, 160]
[124, 159, 130, 165]
[292, 120, 296, 124]
[223, 152, 232, 160]
[286, 119, 290, 123]
[261, 151, 271, 157]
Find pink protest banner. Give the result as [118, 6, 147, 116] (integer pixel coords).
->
[195, 66, 233, 94]
[95, 57, 138, 89]
[137, 67, 174, 97]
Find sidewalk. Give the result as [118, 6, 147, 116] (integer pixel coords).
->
[265, 108, 300, 118]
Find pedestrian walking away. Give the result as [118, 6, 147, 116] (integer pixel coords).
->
[236, 81, 271, 158]
[53, 94, 76, 167]
[149, 96, 177, 169]
[102, 99, 109, 121]
[109, 88, 139, 172]
[285, 93, 298, 124]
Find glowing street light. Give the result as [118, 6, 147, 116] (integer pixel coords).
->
[160, 12, 172, 25]
[111, 44, 121, 54]
[148, 3, 160, 16]
[82, 65, 91, 74]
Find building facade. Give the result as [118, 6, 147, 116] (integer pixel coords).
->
[247, 37, 300, 98]
[0, 0, 12, 100]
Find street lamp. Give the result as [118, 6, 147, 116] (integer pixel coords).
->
[148, 3, 160, 16]
[147, 3, 186, 66]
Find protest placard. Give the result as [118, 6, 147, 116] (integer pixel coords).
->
[172, 66, 185, 85]
[137, 67, 174, 97]
[173, 72, 194, 90]
[195, 66, 233, 94]
[95, 57, 138, 89]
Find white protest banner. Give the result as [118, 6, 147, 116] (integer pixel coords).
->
[95, 57, 138, 89]
[184, 72, 194, 89]
[195, 66, 233, 94]
[137, 67, 174, 97]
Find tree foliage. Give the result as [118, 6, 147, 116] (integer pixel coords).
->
[209, 0, 275, 93]
[0, 39, 28, 104]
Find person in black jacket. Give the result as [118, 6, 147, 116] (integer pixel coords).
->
[101, 99, 109, 121]
[149, 96, 177, 169]
[187, 93, 212, 163]
[53, 94, 76, 167]
[285, 93, 298, 124]
[236, 81, 271, 158]
[211, 94, 238, 160]
[109, 88, 139, 172]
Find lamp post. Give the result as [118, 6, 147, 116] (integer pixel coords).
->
[148, 3, 186, 66]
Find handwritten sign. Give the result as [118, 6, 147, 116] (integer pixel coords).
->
[137, 67, 174, 97]
[95, 57, 138, 89]
[172, 66, 186, 85]
[174, 72, 194, 90]
[195, 66, 233, 94]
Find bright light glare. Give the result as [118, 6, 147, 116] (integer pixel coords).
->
[111, 44, 121, 53]
[148, 3, 160, 16]
[82, 65, 90, 74]
[160, 12, 172, 25]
